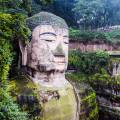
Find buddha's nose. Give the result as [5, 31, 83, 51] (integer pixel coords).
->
[53, 43, 65, 57]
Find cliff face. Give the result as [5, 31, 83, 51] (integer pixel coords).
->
[69, 41, 120, 51]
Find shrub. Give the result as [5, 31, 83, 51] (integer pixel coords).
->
[0, 86, 28, 120]
[68, 50, 109, 74]
[0, 13, 29, 120]
[69, 28, 120, 44]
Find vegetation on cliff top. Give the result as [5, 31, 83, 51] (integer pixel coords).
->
[69, 28, 120, 44]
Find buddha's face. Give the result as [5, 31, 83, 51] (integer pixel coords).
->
[31, 25, 69, 72]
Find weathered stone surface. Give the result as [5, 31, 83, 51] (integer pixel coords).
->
[9, 74, 42, 119]
[39, 83, 77, 120]
[69, 41, 120, 52]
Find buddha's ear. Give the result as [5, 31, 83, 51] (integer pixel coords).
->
[19, 40, 28, 66]
[19, 40, 26, 54]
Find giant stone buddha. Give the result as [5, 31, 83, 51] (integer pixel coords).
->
[20, 12, 78, 120]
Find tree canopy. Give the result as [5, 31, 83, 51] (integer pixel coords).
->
[74, 0, 120, 29]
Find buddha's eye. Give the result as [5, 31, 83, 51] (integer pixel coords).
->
[46, 39, 56, 42]
[45, 39, 53, 42]
[64, 41, 69, 44]
[41, 39, 55, 42]
[63, 36, 69, 44]
[63, 39, 69, 44]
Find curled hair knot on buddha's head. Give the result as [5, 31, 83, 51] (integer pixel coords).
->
[26, 12, 68, 30]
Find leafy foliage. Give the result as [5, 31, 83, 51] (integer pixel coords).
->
[0, 13, 30, 42]
[51, 0, 76, 26]
[0, 40, 12, 81]
[0, 86, 28, 120]
[68, 50, 109, 74]
[0, 13, 31, 78]
[0, 12, 30, 120]
[0, 0, 27, 14]
[69, 28, 120, 44]
[69, 28, 108, 42]
[0, 38, 28, 120]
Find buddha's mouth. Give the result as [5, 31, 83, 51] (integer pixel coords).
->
[53, 56, 66, 64]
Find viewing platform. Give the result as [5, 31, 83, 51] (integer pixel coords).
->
[108, 51, 120, 57]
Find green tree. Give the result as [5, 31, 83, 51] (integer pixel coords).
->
[0, 0, 53, 16]
[52, 0, 76, 26]
[73, 0, 103, 29]
[73, 0, 120, 29]
[0, 0, 26, 14]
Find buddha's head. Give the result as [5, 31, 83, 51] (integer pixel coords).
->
[26, 12, 69, 73]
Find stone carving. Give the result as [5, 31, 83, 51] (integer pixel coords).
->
[112, 62, 120, 76]
[20, 12, 78, 120]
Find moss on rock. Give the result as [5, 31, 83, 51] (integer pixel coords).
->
[9, 73, 42, 120]
[39, 82, 77, 120]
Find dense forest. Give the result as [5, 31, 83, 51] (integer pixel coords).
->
[0, 0, 120, 120]
[1, 0, 120, 28]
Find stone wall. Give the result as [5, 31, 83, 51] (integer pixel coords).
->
[69, 41, 120, 52]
